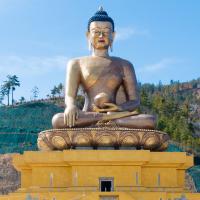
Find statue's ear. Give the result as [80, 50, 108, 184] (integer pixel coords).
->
[86, 32, 92, 51]
[112, 31, 116, 41]
[86, 32, 90, 40]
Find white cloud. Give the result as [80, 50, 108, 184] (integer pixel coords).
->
[115, 27, 149, 41]
[0, 55, 68, 77]
[139, 58, 182, 73]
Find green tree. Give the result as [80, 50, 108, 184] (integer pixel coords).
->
[19, 96, 26, 104]
[7, 75, 20, 105]
[51, 86, 59, 98]
[51, 83, 64, 98]
[1, 81, 11, 105]
[57, 83, 64, 97]
[140, 88, 151, 108]
[0, 92, 4, 105]
[158, 80, 163, 92]
[31, 86, 39, 100]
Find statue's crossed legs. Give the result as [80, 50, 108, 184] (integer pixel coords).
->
[52, 111, 156, 129]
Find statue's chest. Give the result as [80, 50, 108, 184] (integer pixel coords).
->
[81, 63, 123, 90]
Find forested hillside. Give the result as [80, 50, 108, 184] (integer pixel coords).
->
[139, 78, 200, 154]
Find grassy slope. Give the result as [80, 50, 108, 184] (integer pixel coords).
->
[0, 102, 63, 153]
[0, 102, 63, 133]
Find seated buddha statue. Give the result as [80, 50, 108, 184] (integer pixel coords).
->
[52, 7, 156, 130]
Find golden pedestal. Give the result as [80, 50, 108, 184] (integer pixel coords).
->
[0, 150, 200, 200]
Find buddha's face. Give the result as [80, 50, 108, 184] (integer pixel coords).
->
[87, 21, 115, 50]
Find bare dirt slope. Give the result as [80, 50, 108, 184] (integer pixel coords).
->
[0, 154, 20, 195]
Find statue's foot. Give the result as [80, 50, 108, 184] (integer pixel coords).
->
[114, 114, 156, 129]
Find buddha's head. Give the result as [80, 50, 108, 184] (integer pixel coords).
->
[87, 7, 115, 51]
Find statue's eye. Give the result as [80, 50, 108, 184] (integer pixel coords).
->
[104, 32, 109, 36]
[92, 31, 100, 35]
[92, 30, 110, 36]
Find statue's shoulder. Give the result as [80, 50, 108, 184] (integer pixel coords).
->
[68, 56, 91, 64]
[111, 56, 134, 68]
[67, 57, 81, 65]
[67, 57, 84, 69]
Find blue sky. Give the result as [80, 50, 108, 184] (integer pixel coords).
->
[0, 0, 200, 101]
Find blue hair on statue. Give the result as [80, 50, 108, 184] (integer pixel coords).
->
[88, 7, 115, 32]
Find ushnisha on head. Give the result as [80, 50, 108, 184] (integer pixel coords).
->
[87, 6, 116, 51]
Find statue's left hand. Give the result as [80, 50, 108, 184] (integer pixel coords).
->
[93, 103, 121, 113]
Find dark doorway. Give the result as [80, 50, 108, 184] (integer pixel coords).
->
[99, 178, 114, 192]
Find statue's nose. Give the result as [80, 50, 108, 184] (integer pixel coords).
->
[99, 31, 103, 37]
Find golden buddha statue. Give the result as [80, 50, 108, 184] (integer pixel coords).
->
[52, 7, 155, 130]
[38, 7, 169, 151]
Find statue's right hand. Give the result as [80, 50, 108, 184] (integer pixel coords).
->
[64, 105, 79, 128]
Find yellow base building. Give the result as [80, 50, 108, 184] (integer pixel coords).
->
[0, 150, 200, 200]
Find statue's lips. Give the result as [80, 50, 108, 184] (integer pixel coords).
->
[98, 39, 105, 43]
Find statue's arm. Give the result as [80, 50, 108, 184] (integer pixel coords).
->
[120, 61, 140, 111]
[64, 59, 81, 127]
[65, 59, 80, 105]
